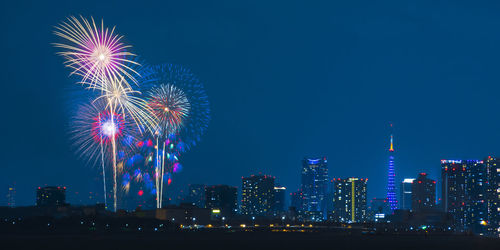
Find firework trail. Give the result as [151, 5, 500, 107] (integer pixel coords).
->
[143, 64, 210, 208]
[146, 84, 190, 207]
[54, 16, 155, 211]
[145, 64, 210, 151]
[70, 98, 137, 209]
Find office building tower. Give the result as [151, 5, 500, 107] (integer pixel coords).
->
[273, 186, 286, 213]
[466, 160, 488, 233]
[411, 173, 436, 212]
[386, 127, 398, 212]
[186, 184, 206, 208]
[301, 157, 329, 220]
[442, 159, 487, 231]
[241, 175, 275, 217]
[205, 185, 237, 218]
[333, 178, 367, 223]
[36, 186, 66, 207]
[484, 156, 500, 237]
[400, 178, 415, 210]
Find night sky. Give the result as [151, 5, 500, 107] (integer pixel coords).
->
[2, 1, 500, 206]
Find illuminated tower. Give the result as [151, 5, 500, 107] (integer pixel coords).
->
[301, 157, 329, 221]
[386, 127, 398, 212]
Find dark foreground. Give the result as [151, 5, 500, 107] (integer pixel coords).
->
[2, 231, 499, 250]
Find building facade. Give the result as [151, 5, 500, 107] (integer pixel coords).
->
[484, 156, 500, 237]
[400, 178, 415, 210]
[36, 186, 66, 207]
[411, 173, 436, 212]
[301, 157, 329, 220]
[241, 175, 275, 217]
[186, 184, 206, 208]
[273, 186, 286, 214]
[290, 190, 304, 211]
[368, 198, 390, 222]
[441, 159, 489, 232]
[333, 178, 367, 223]
[205, 185, 237, 219]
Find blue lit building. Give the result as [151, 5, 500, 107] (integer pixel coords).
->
[301, 157, 329, 221]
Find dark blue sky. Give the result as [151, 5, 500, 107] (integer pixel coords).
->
[2, 1, 500, 206]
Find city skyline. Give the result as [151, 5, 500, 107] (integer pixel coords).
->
[3, 1, 500, 209]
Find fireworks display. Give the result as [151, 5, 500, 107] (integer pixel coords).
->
[53, 16, 140, 89]
[148, 84, 191, 136]
[145, 64, 210, 151]
[54, 16, 210, 211]
[137, 64, 210, 208]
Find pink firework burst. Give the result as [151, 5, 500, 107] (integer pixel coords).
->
[92, 111, 124, 144]
[53, 16, 140, 88]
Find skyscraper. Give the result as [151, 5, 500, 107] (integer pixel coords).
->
[241, 175, 275, 217]
[333, 178, 368, 223]
[411, 173, 436, 212]
[400, 178, 415, 210]
[301, 157, 329, 220]
[386, 128, 398, 212]
[36, 186, 66, 207]
[484, 156, 500, 237]
[441, 159, 486, 231]
[205, 185, 237, 218]
[465, 160, 488, 233]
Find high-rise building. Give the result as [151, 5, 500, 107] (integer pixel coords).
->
[205, 185, 237, 218]
[36, 186, 66, 207]
[484, 156, 500, 237]
[273, 186, 286, 214]
[411, 173, 436, 212]
[333, 178, 367, 223]
[7, 187, 15, 207]
[241, 175, 275, 217]
[465, 160, 488, 233]
[386, 128, 398, 212]
[400, 178, 415, 210]
[186, 184, 206, 208]
[301, 157, 329, 220]
[441, 160, 470, 230]
[441, 159, 487, 231]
